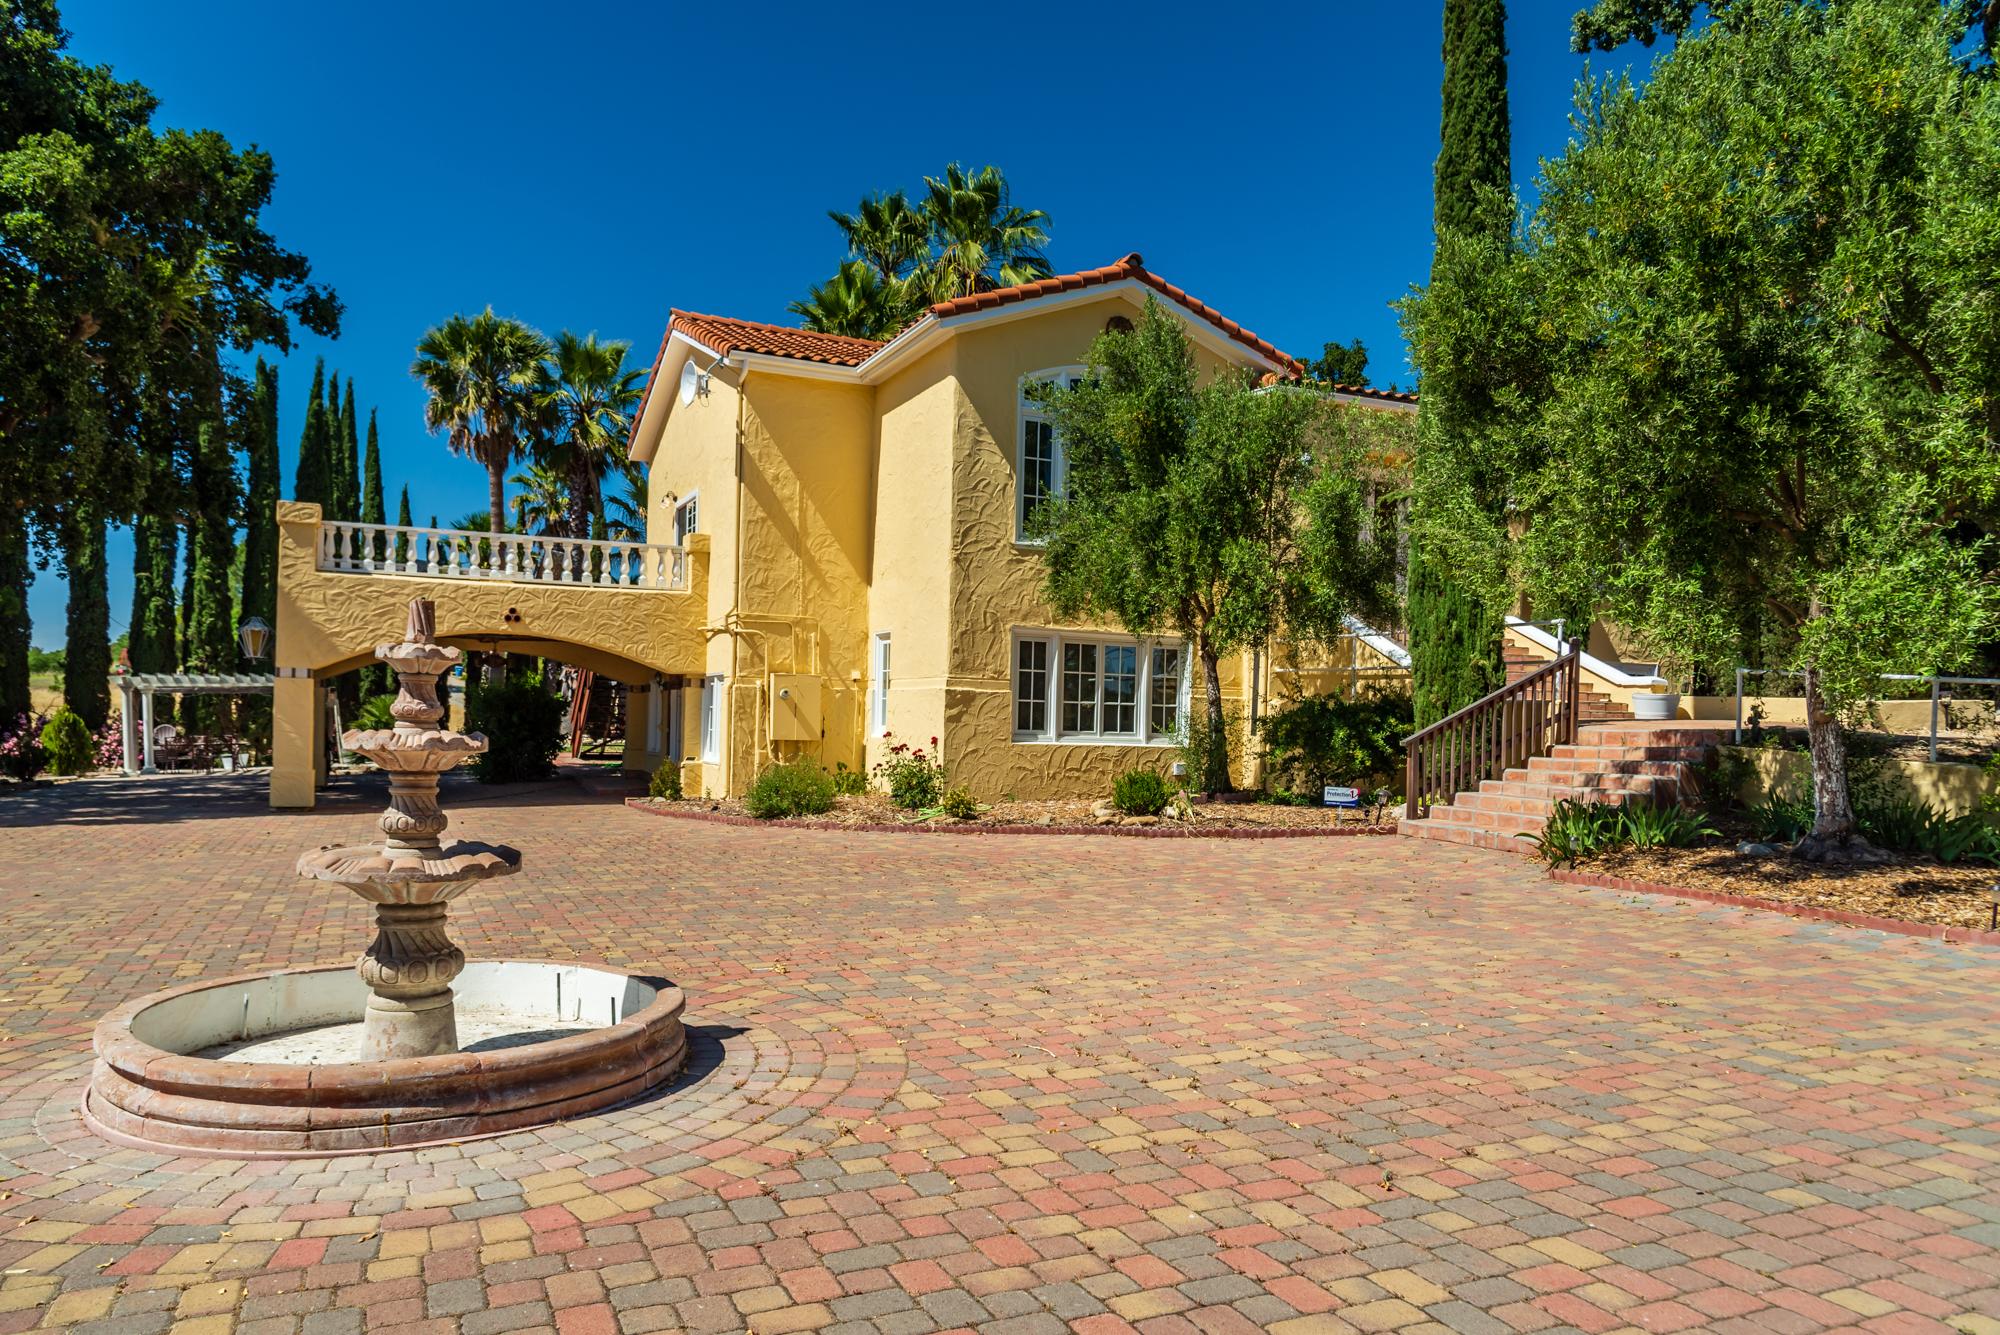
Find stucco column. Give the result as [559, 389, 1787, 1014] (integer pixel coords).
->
[270, 675, 321, 808]
[140, 690, 157, 774]
[119, 679, 138, 776]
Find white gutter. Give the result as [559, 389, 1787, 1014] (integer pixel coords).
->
[1504, 616, 1666, 688]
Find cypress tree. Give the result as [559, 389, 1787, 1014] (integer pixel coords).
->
[129, 511, 178, 675]
[338, 381, 360, 523]
[396, 484, 412, 565]
[359, 413, 389, 695]
[60, 509, 110, 730]
[325, 371, 343, 518]
[1409, 0, 1513, 728]
[186, 418, 238, 726]
[0, 517, 30, 723]
[239, 360, 280, 659]
[293, 358, 332, 507]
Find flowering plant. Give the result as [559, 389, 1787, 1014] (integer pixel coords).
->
[95, 720, 124, 771]
[0, 713, 48, 782]
[872, 733, 945, 809]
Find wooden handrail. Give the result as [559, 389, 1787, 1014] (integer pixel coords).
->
[1404, 646, 1582, 820]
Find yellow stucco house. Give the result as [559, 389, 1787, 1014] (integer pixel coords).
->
[270, 253, 1415, 807]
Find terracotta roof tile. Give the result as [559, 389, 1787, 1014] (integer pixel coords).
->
[926, 253, 1304, 377]
[669, 310, 884, 366]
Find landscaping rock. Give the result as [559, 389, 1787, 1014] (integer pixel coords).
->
[1737, 841, 1781, 856]
[1123, 815, 1159, 827]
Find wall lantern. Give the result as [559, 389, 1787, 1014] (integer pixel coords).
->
[239, 616, 272, 663]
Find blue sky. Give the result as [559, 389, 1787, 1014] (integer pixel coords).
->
[30, 0, 1648, 647]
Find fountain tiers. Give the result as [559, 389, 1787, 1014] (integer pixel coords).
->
[83, 597, 689, 1156]
[296, 598, 519, 1060]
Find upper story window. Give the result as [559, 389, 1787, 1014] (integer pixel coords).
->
[673, 493, 699, 545]
[1017, 368, 1086, 541]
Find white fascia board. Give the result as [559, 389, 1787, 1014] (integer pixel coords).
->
[856, 279, 1289, 384]
[730, 349, 863, 384]
[1504, 616, 1666, 687]
[630, 330, 721, 465]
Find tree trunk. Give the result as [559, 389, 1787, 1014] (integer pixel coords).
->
[61, 509, 110, 731]
[0, 508, 31, 724]
[1199, 632, 1231, 795]
[1795, 662, 1867, 861]
[487, 460, 507, 544]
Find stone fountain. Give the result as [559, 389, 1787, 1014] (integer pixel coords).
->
[296, 598, 518, 1060]
[83, 598, 689, 1157]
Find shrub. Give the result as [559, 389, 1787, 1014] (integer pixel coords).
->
[745, 760, 835, 819]
[1174, 704, 1241, 793]
[649, 761, 683, 800]
[1747, 791, 1815, 844]
[353, 693, 398, 732]
[1931, 811, 2000, 866]
[1260, 691, 1413, 798]
[873, 734, 944, 809]
[940, 784, 979, 819]
[1111, 767, 1171, 816]
[1522, 798, 1715, 867]
[94, 719, 123, 770]
[0, 713, 47, 782]
[1855, 792, 1937, 853]
[464, 673, 565, 783]
[39, 708, 93, 776]
[830, 761, 867, 795]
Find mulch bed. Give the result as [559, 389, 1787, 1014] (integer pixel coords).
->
[1565, 843, 1999, 936]
[629, 792, 1394, 838]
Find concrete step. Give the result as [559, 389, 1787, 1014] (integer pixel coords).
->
[1427, 804, 1547, 834]
[1398, 817, 1538, 854]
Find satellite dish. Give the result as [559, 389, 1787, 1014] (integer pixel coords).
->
[678, 359, 700, 406]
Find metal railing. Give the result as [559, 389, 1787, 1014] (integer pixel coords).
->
[316, 520, 690, 591]
[1733, 667, 2000, 763]
[1405, 644, 1582, 819]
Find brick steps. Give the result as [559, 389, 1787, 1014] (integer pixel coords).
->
[1402, 723, 1721, 856]
[1505, 649, 1631, 722]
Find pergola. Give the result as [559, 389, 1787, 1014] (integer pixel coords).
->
[112, 672, 276, 775]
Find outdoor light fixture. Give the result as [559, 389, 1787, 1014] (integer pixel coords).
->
[238, 616, 272, 663]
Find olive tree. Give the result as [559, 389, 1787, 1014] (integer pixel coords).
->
[1402, 0, 2000, 857]
[1031, 297, 1405, 792]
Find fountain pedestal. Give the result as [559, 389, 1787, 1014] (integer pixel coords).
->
[296, 599, 519, 1060]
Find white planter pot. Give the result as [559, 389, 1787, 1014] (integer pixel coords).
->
[1631, 691, 1681, 721]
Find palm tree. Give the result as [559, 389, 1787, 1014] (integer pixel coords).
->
[919, 164, 1052, 301]
[411, 309, 551, 537]
[507, 462, 572, 536]
[789, 260, 904, 340]
[829, 190, 928, 287]
[530, 332, 645, 539]
[603, 462, 647, 542]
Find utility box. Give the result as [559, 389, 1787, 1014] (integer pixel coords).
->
[768, 674, 822, 742]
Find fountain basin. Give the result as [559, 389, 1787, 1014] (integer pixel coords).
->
[85, 960, 686, 1157]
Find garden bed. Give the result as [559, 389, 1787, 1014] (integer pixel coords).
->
[1565, 843, 1998, 934]
[629, 792, 1394, 837]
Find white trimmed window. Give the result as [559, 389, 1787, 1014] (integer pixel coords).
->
[674, 492, 699, 545]
[870, 633, 891, 734]
[1017, 368, 1085, 540]
[699, 676, 721, 762]
[1013, 629, 1187, 744]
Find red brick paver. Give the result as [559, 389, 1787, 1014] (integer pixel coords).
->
[0, 772, 1995, 1334]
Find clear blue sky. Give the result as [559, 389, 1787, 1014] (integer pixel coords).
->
[29, 0, 1649, 648]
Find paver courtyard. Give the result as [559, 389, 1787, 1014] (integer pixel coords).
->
[0, 777, 1995, 1335]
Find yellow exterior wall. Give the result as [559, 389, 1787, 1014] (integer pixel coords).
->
[936, 292, 1257, 797]
[1728, 745, 1997, 817]
[864, 343, 959, 779]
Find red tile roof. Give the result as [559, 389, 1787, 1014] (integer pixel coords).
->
[1326, 382, 1418, 405]
[669, 310, 884, 366]
[926, 253, 1303, 376]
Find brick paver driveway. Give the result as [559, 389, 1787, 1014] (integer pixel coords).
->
[0, 774, 1995, 1335]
